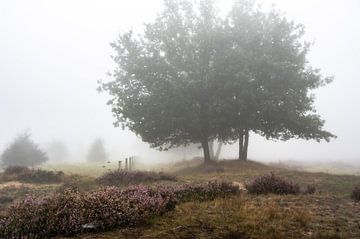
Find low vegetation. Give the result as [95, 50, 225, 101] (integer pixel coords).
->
[0, 181, 238, 238]
[2, 160, 360, 238]
[246, 172, 300, 195]
[1, 166, 64, 184]
[351, 185, 360, 201]
[96, 170, 177, 186]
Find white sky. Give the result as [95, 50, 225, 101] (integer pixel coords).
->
[0, 0, 359, 163]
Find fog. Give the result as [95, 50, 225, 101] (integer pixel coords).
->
[1, 0, 359, 164]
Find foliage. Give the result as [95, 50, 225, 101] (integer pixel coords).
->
[100, 0, 227, 163]
[173, 181, 239, 202]
[0, 181, 238, 238]
[87, 138, 108, 162]
[97, 170, 177, 186]
[303, 185, 316, 194]
[246, 173, 300, 195]
[0, 133, 48, 167]
[0, 195, 13, 204]
[351, 185, 360, 201]
[3, 166, 30, 175]
[1, 166, 64, 184]
[100, 0, 335, 163]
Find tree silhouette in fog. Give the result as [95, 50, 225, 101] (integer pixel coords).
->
[100, 0, 335, 164]
[1, 133, 48, 167]
[47, 140, 70, 162]
[87, 138, 108, 163]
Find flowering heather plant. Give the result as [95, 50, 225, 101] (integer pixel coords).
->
[96, 170, 177, 186]
[0, 181, 238, 238]
[173, 181, 240, 202]
[246, 173, 300, 195]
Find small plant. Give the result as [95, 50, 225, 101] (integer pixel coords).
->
[0, 195, 13, 204]
[351, 185, 360, 201]
[202, 164, 225, 174]
[173, 181, 239, 202]
[96, 170, 177, 186]
[246, 173, 300, 195]
[303, 185, 316, 194]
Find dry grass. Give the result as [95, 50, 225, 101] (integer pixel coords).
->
[2, 159, 360, 239]
[73, 193, 360, 239]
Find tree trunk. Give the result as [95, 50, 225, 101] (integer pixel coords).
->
[201, 139, 211, 164]
[209, 140, 215, 160]
[214, 141, 223, 160]
[239, 129, 249, 160]
[243, 130, 249, 160]
[239, 130, 244, 160]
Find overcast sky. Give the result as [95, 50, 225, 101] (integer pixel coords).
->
[0, 0, 359, 163]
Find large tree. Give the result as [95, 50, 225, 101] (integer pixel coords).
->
[1, 133, 48, 167]
[223, 1, 336, 160]
[101, 0, 230, 164]
[100, 0, 335, 164]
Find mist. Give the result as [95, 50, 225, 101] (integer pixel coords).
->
[1, 0, 359, 165]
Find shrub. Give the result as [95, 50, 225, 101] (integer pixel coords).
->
[57, 175, 94, 193]
[303, 185, 316, 195]
[246, 173, 300, 195]
[0, 181, 238, 238]
[0, 195, 13, 204]
[173, 181, 239, 202]
[3, 166, 31, 175]
[202, 164, 225, 174]
[1, 166, 64, 184]
[96, 170, 177, 186]
[351, 185, 360, 201]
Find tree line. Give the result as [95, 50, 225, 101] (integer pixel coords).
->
[0, 133, 108, 167]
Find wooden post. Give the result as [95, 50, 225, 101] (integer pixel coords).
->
[118, 161, 122, 171]
[125, 158, 128, 171]
[130, 157, 132, 171]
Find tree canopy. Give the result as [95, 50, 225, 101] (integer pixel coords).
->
[87, 138, 108, 163]
[1, 133, 48, 167]
[100, 0, 335, 163]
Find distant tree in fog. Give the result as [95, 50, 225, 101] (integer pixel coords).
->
[87, 138, 108, 163]
[0, 133, 48, 167]
[47, 140, 69, 162]
[100, 0, 335, 164]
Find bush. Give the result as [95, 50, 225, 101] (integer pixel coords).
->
[0, 195, 13, 204]
[173, 181, 239, 202]
[96, 170, 177, 186]
[1, 166, 64, 184]
[0, 181, 238, 238]
[246, 173, 300, 195]
[303, 185, 316, 195]
[202, 164, 225, 174]
[3, 166, 31, 175]
[351, 185, 360, 201]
